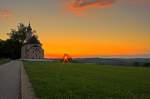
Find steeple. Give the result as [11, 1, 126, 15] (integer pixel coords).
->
[24, 22, 33, 43]
[27, 21, 32, 32]
[29, 21, 30, 26]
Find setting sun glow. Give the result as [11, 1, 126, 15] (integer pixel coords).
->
[0, 0, 150, 58]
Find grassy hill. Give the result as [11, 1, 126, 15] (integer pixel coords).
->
[24, 61, 150, 99]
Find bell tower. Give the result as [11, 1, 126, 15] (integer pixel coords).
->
[25, 22, 33, 42]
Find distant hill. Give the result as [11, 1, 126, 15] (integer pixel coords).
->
[73, 58, 150, 67]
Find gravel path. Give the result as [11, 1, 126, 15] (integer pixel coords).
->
[0, 61, 21, 99]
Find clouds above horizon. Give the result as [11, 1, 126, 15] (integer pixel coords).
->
[63, 0, 150, 16]
[67, 0, 115, 16]
[0, 9, 12, 19]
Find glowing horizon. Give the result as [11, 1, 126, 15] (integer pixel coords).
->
[0, 0, 150, 58]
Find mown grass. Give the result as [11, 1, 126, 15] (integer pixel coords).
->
[0, 59, 10, 65]
[24, 61, 150, 99]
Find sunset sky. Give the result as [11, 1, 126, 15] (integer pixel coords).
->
[0, 0, 150, 58]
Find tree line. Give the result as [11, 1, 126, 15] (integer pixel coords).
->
[0, 23, 38, 59]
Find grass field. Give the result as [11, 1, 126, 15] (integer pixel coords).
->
[24, 61, 150, 99]
[0, 59, 10, 65]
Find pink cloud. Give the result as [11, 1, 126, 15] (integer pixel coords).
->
[0, 9, 12, 19]
[66, 0, 115, 16]
[62, 0, 149, 16]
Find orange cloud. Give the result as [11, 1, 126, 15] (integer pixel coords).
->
[67, 0, 115, 16]
[0, 9, 12, 19]
[63, 0, 149, 16]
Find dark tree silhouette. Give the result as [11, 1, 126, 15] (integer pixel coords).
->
[25, 35, 41, 45]
[7, 23, 27, 44]
[143, 63, 150, 67]
[62, 53, 72, 63]
[0, 23, 38, 59]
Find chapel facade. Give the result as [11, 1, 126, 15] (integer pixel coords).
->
[21, 23, 44, 59]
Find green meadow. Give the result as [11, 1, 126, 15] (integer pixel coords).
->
[24, 61, 150, 99]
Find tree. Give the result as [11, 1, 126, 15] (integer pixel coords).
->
[62, 53, 72, 63]
[143, 63, 150, 67]
[0, 23, 38, 59]
[0, 39, 5, 58]
[25, 35, 41, 45]
[4, 23, 28, 59]
[7, 23, 27, 44]
[133, 62, 140, 67]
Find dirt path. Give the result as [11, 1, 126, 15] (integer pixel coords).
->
[0, 61, 21, 99]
